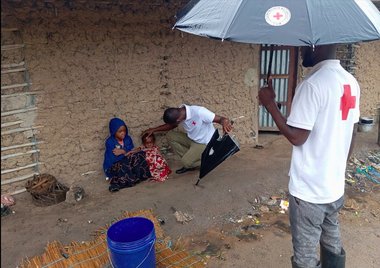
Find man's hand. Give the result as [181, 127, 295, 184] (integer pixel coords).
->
[258, 79, 276, 107]
[141, 128, 154, 137]
[221, 118, 233, 133]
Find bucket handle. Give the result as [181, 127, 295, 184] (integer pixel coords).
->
[108, 239, 156, 268]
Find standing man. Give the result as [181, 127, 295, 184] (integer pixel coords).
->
[142, 104, 232, 174]
[259, 44, 360, 268]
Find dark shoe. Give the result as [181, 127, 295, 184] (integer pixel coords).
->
[109, 184, 120, 192]
[175, 167, 196, 174]
[291, 256, 321, 268]
[320, 244, 345, 268]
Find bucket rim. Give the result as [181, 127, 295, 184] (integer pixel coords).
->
[107, 217, 155, 249]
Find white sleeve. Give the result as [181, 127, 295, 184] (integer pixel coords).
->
[287, 81, 320, 131]
[198, 107, 216, 123]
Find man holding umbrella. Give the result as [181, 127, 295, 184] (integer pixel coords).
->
[259, 44, 360, 268]
[174, 0, 378, 266]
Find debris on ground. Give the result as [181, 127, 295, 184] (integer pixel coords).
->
[1, 194, 15, 206]
[279, 200, 289, 213]
[344, 198, 360, 211]
[346, 150, 380, 192]
[81, 170, 97, 176]
[173, 210, 194, 224]
[158, 217, 166, 225]
[1, 204, 12, 217]
[25, 174, 69, 207]
[65, 186, 85, 204]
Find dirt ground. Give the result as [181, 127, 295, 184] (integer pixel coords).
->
[1, 130, 379, 268]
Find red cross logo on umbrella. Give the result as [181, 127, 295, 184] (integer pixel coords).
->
[340, 85, 356, 120]
[265, 6, 291, 27]
[273, 12, 283, 20]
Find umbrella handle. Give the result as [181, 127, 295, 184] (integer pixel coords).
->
[264, 45, 274, 86]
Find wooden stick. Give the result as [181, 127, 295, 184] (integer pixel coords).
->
[1, 120, 23, 128]
[1, 61, 24, 68]
[1, 67, 26, 74]
[1, 125, 42, 135]
[9, 187, 27, 195]
[1, 141, 44, 151]
[1, 107, 37, 116]
[1, 162, 41, 175]
[1, 172, 39, 185]
[1, 149, 40, 160]
[1, 28, 19, 32]
[1, 44, 25, 50]
[1, 82, 31, 90]
[1, 91, 41, 98]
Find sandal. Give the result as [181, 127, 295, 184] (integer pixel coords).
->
[109, 185, 120, 192]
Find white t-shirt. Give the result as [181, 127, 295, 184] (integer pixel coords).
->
[287, 60, 360, 204]
[180, 104, 216, 144]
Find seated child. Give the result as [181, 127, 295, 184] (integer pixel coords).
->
[133, 133, 172, 182]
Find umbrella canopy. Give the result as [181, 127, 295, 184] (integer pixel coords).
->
[174, 0, 380, 46]
[196, 129, 240, 185]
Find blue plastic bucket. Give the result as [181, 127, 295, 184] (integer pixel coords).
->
[107, 217, 156, 268]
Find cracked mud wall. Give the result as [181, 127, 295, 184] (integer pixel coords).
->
[355, 41, 380, 120]
[2, 4, 260, 186]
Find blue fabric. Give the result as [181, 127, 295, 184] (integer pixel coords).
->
[103, 118, 134, 176]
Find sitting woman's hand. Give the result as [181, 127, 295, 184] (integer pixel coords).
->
[125, 147, 143, 156]
[112, 148, 126, 156]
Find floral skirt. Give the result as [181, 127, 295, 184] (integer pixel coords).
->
[145, 147, 172, 182]
[108, 151, 151, 189]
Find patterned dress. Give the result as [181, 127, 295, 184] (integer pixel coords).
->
[144, 146, 172, 182]
[108, 151, 151, 189]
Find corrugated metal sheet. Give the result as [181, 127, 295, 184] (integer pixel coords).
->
[259, 46, 290, 130]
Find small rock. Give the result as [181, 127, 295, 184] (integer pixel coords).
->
[65, 186, 85, 204]
[259, 205, 270, 213]
[174, 211, 194, 224]
[267, 199, 277, 206]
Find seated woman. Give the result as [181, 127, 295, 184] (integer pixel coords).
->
[103, 118, 151, 192]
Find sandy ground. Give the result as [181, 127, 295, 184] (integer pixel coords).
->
[1, 130, 379, 268]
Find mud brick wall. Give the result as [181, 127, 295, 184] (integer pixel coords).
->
[2, 2, 260, 186]
[355, 41, 380, 120]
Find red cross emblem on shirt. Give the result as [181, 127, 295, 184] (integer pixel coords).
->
[192, 121, 196, 126]
[340, 84, 356, 120]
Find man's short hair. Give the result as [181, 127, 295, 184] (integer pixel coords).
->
[163, 108, 180, 124]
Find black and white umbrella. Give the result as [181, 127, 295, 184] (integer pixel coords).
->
[175, 0, 380, 81]
[174, 0, 380, 46]
[196, 129, 240, 185]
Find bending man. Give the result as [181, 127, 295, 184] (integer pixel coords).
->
[142, 104, 232, 174]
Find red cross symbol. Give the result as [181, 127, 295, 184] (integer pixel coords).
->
[340, 84, 356, 120]
[273, 12, 283, 20]
[192, 121, 196, 126]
